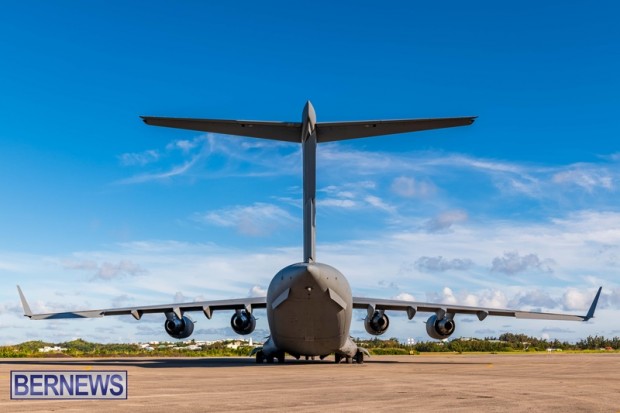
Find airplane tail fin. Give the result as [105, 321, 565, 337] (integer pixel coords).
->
[16, 285, 33, 318]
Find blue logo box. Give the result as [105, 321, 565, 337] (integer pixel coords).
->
[10, 370, 128, 400]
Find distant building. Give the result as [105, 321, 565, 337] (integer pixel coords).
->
[38, 346, 67, 353]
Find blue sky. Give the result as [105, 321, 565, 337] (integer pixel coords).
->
[1, 1, 619, 344]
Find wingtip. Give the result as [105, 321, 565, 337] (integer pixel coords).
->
[16, 285, 33, 317]
[584, 286, 602, 321]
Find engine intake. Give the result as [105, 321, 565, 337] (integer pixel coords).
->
[231, 310, 256, 335]
[164, 313, 194, 339]
[426, 314, 456, 340]
[364, 310, 390, 336]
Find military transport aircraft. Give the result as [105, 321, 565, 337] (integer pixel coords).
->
[17, 101, 602, 364]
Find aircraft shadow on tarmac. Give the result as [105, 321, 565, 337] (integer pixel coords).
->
[0, 357, 489, 369]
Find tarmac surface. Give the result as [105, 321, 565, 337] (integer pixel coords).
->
[0, 353, 618, 412]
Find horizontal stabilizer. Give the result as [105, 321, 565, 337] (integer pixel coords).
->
[141, 117, 301, 143]
[316, 117, 476, 142]
[142, 114, 476, 144]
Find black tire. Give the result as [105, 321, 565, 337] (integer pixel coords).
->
[256, 350, 265, 364]
[354, 351, 364, 364]
[335, 354, 342, 364]
[277, 352, 285, 363]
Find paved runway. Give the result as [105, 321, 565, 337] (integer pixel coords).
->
[1, 353, 618, 412]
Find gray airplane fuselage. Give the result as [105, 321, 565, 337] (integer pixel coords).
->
[266, 262, 354, 357]
[263, 102, 356, 357]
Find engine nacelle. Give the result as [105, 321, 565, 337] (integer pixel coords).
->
[364, 310, 390, 336]
[230, 310, 256, 335]
[426, 314, 456, 340]
[164, 314, 194, 339]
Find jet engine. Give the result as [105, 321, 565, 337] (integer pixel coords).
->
[230, 310, 256, 335]
[364, 310, 390, 335]
[164, 313, 194, 339]
[426, 314, 456, 340]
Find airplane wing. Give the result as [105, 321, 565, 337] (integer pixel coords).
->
[316, 117, 476, 143]
[17, 286, 266, 321]
[141, 116, 302, 143]
[352, 286, 602, 322]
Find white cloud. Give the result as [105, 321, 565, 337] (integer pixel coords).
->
[166, 135, 207, 153]
[63, 260, 98, 271]
[507, 289, 558, 309]
[195, 202, 297, 236]
[477, 289, 509, 308]
[118, 154, 202, 184]
[429, 287, 458, 305]
[118, 149, 160, 166]
[423, 210, 468, 232]
[416, 256, 474, 272]
[249, 285, 267, 297]
[391, 176, 436, 198]
[491, 252, 554, 275]
[552, 167, 614, 192]
[562, 288, 593, 311]
[173, 291, 188, 303]
[425, 288, 508, 309]
[110, 294, 133, 308]
[320, 199, 357, 208]
[364, 195, 395, 213]
[392, 292, 416, 301]
[63, 259, 147, 281]
[94, 260, 147, 280]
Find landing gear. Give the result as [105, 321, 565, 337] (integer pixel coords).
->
[276, 351, 285, 363]
[335, 351, 364, 364]
[255, 350, 265, 363]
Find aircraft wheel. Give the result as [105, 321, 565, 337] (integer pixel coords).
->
[354, 351, 364, 364]
[335, 354, 342, 364]
[256, 350, 265, 364]
[277, 352, 285, 363]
